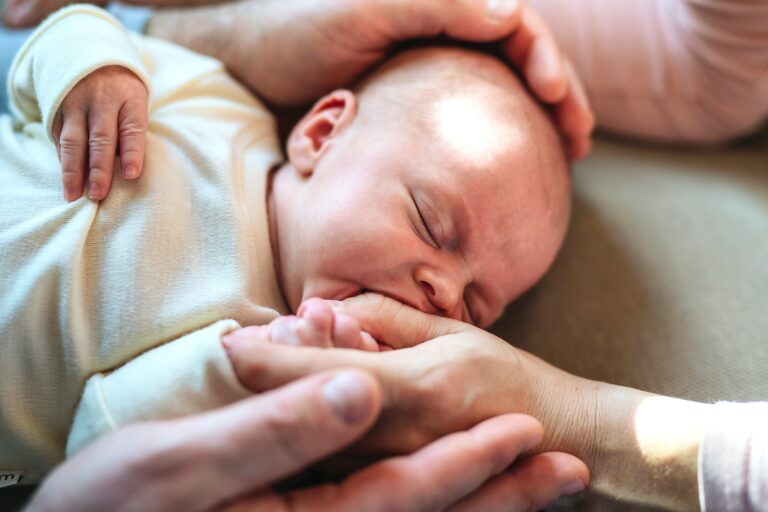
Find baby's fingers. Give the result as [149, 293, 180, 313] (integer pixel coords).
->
[86, 106, 119, 201]
[58, 111, 88, 202]
[118, 98, 148, 180]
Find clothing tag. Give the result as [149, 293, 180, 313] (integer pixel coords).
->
[0, 471, 24, 488]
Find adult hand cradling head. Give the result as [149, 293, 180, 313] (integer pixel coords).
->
[5, 0, 594, 158]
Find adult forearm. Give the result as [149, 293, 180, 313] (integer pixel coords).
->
[145, 1, 253, 75]
[526, 352, 709, 510]
[144, 0, 365, 107]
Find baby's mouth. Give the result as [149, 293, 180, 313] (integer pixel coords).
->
[330, 288, 364, 302]
[361, 288, 424, 313]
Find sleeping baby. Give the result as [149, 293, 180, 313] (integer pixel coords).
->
[0, 5, 569, 481]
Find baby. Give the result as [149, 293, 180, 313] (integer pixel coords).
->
[0, 6, 569, 481]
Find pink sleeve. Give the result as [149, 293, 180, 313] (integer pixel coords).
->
[528, 0, 768, 145]
[698, 402, 768, 511]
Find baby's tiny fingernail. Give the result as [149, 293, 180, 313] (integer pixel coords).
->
[559, 479, 586, 497]
[123, 165, 138, 179]
[88, 182, 101, 200]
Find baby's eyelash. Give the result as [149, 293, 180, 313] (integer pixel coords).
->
[463, 299, 477, 325]
[414, 199, 439, 249]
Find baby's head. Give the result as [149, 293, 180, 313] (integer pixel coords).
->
[270, 46, 570, 327]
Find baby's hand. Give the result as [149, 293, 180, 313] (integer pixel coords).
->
[232, 298, 382, 351]
[53, 65, 148, 202]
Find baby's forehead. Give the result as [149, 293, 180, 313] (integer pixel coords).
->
[425, 89, 531, 170]
[357, 46, 567, 220]
[355, 46, 557, 169]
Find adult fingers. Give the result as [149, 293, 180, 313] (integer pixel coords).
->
[58, 110, 88, 202]
[86, 105, 119, 201]
[555, 59, 595, 160]
[236, 414, 546, 511]
[32, 370, 381, 512]
[448, 452, 589, 511]
[2, 0, 42, 27]
[500, 7, 595, 158]
[4, 0, 104, 26]
[502, 6, 567, 103]
[334, 293, 468, 349]
[376, 0, 524, 44]
[118, 97, 148, 180]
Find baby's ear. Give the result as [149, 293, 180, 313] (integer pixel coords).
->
[287, 90, 357, 177]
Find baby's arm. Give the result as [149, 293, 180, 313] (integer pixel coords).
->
[230, 298, 383, 352]
[67, 320, 253, 457]
[67, 304, 380, 457]
[15, 6, 281, 461]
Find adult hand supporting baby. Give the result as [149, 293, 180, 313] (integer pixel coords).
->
[223, 294, 713, 510]
[26, 369, 580, 512]
[143, 0, 594, 159]
[5, 0, 594, 157]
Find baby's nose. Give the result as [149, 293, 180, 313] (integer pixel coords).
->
[416, 270, 463, 320]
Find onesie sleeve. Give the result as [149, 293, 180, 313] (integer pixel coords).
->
[66, 320, 253, 457]
[6, 4, 152, 142]
[698, 402, 768, 511]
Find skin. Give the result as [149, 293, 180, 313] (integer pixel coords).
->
[12, 3, 593, 508]
[53, 66, 148, 202]
[35, 0, 594, 203]
[27, 369, 590, 511]
[223, 294, 714, 511]
[4, 0, 596, 163]
[240, 298, 383, 351]
[270, 47, 571, 326]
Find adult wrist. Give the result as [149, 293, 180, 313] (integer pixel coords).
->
[528, 358, 710, 511]
[145, 0, 261, 78]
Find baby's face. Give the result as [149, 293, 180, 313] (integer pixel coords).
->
[270, 48, 569, 327]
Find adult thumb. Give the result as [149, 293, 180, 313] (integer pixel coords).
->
[174, 370, 382, 510]
[334, 293, 467, 349]
[379, 0, 524, 43]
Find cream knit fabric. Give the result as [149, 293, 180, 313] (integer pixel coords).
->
[0, 5, 288, 482]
